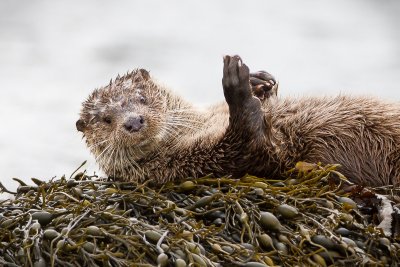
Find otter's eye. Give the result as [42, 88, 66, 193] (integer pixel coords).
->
[139, 96, 146, 104]
[103, 116, 112, 124]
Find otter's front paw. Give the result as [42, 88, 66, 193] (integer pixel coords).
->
[250, 71, 278, 101]
[222, 55, 254, 110]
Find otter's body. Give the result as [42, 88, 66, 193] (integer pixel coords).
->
[77, 56, 400, 186]
[268, 96, 400, 186]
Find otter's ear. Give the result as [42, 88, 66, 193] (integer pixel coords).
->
[138, 69, 150, 81]
[76, 119, 86, 132]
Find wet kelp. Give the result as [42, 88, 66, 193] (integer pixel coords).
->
[1, 163, 400, 266]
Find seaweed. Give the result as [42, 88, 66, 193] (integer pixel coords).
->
[0, 162, 399, 266]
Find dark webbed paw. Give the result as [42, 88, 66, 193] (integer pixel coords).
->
[222, 55, 266, 133]
[222, 55, 253, 110]
[250, 71, 278, 101]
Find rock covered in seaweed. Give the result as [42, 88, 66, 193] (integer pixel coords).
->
[0, 163, 400, 266]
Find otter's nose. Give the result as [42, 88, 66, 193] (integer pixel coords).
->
[123, 115, 145, 132]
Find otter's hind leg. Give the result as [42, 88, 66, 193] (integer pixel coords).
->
[250, 71, 278, 101]
[221, 55, 278, 177]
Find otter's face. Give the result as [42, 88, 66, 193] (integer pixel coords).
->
[76, 69, 168, 178]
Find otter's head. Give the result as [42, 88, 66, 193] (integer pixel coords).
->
[76, 69, 175, 180]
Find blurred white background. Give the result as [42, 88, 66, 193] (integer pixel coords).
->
[0, 0, 399, 190]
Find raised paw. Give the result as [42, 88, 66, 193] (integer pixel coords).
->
[222, 55, 253, 109]
[250, 71, 278, 101]
[222, 55, 266, 135]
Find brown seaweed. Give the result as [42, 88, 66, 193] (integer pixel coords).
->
[0, 163, 399, 266]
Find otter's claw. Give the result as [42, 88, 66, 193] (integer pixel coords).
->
[250, 71, 278, 101]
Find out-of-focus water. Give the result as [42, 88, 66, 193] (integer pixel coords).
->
[0, 0, 399, 191]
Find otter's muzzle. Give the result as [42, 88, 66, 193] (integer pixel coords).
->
[123, 115, 145, 133]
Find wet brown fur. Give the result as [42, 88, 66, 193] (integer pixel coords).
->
[77, 56, 400, 187]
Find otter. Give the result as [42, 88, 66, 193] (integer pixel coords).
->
[77, 55, 400, 187]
